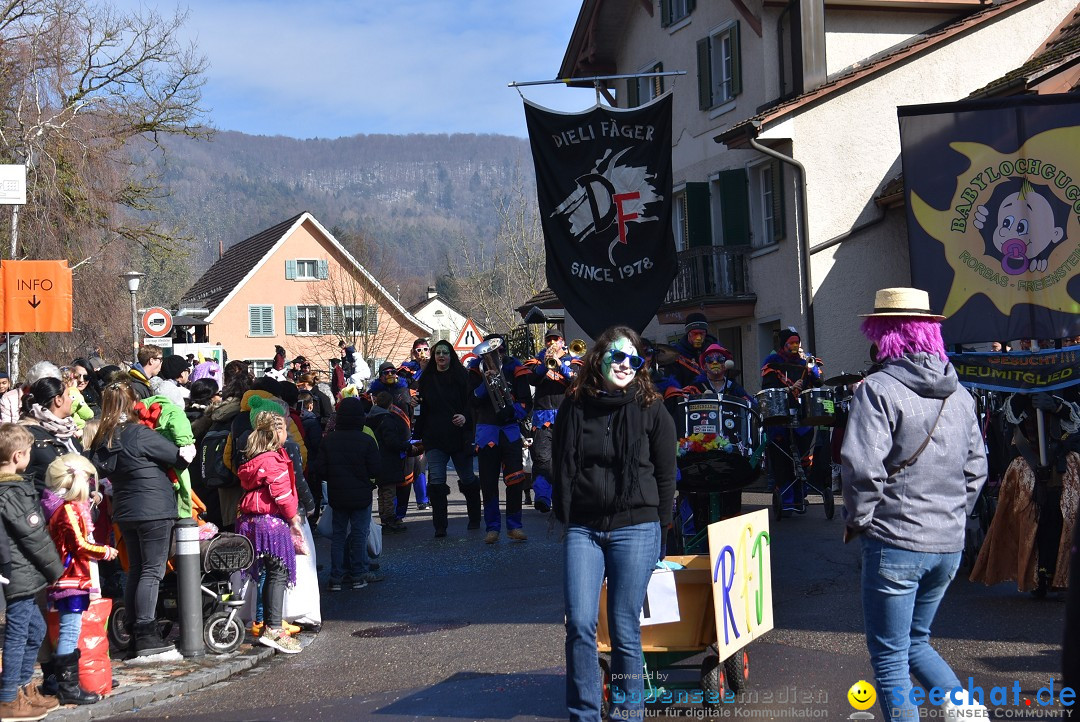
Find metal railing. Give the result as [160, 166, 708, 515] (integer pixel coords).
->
[665, 245, 754, 303]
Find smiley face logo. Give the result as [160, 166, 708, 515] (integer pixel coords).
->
[848, 680, 877, 711]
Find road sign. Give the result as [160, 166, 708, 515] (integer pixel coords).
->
[453, 319, 483, 352]
[0, 260, 73, 333]
[0, 165, 26, 205]
[143, 336, 173, 348]
[142, 307, 173, 337]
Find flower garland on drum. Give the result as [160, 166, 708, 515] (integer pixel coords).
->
[676, 432, 733, 457]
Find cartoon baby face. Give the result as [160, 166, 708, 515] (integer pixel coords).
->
[992, 188, 1064, 271]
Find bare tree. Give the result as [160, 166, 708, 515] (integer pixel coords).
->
[447, 186, 546, 333]
[293, 262, 420, 373]
[0, 0, 209, 375]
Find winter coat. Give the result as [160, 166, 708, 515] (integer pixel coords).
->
[139, 395, 195, 518]
[237, 448, 299, 521]
[312, 417, 380, 511]
[0, 472, 63, 601]
[21, 421, 81, 494]
[89, 422, 183, 523]
[127, 366, 152, 399]
[553, 391, 677, 532]
[841, 353, 987, 553]
[365, 406, 410, 487]
[46, 500, 113, 602]
[225, 390, 307, 472]
[416, 366, 474, 454]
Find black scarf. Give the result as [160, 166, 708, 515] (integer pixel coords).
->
[557, 388, 646, 517]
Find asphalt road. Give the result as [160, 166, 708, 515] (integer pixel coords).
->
[110, 485, 1071, 721]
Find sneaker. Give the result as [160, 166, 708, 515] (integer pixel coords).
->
[507, 528, 527, 542]
[258, 627, 302, 654]
[249, 621, 264, 637]
[0, 690, 47, 721]
[484, 531, 499, 544]
[361, 571, 385, 583]
[351, 579, 368, 590]
[416, 503, 431, 511]
[328, 580, 343, 592]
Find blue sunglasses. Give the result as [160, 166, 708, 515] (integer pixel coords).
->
[607, 350, 645, 369]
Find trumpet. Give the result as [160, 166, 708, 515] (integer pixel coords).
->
[546, 355, 560, 370]
[569, 339, 587, 357]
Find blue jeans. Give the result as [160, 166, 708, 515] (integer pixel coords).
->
[330, 506, 371, 581]
[0, 597, 46, 702]
[564, 522, 661, 721]
[56, 609, 85, 656]
[425, 448, 479, 489]
[861, 537, 963, 719]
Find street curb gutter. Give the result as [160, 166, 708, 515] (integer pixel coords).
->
[48, 646, 276, 721]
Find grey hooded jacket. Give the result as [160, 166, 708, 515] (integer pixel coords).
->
[841, 353, 987, 553]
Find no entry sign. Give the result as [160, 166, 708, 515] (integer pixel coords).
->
[141, 307, 173, 337]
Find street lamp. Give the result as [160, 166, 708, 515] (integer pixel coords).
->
[119, 271, 145, 365]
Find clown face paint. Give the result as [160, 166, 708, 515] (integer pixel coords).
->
[602, 337, 638, 391]
[783, 336, 801, 357]
[704, 353, 728, 379]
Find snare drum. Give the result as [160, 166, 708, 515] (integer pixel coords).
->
[799, 387, 836, 426]
[676, 396, 723, 438]
[755, 388, 792, 426]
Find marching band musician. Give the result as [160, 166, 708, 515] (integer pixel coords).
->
[523, 327, 582, 514]
[468, 334, 533, 544]
[761, 327, 826, 514]
[682, 343, 753, 403]
[656, 313, 719, 402]
[397, 338, 431, 512]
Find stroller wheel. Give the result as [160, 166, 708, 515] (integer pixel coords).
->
[107, 602, 131, 653]
[203, 611, 244, 655]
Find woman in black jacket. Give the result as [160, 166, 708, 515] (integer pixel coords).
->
[415, 340, 482, 536]
[88, 381, 193, 658]
[20, 376, 82, 492]
[552, 325, 676, 721]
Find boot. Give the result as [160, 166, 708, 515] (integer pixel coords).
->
[133, 621, 174, 657]
[38, 659, 59, 698]
[0, 688, 46, 721]
[54, 650, 101, 705]
[429, 484, 449, 536]
[21, 681, 58, 713]
[462, 483, 482, 530]
[377, 485, 396, 526]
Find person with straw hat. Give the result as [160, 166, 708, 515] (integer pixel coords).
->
[841, 287, 988, 720]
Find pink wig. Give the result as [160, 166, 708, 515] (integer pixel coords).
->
[860, 317, 948, 364]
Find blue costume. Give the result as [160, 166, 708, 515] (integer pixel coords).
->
[468, 350, 531, 538]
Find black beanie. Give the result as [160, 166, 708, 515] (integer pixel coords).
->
[777, 327, 801, 347]
[160, 355, 189, 381]
[684, 312, 708, 333]
[337, 396, 367, 428]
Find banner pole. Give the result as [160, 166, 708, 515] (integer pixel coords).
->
[508, 71, 686, 88]
[1036, 409, 1048, 467]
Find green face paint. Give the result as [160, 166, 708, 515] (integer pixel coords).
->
[602, 337, 638, 390]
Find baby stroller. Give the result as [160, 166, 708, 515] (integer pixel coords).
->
[107, 532, 254, 655]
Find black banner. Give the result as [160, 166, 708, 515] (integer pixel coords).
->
[948, 348, 1080, 393]
[524, 94, 677, 338]
[898, 95, 1080, 345]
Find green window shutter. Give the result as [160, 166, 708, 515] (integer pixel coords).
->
[731, 22, 742, 97]
[285, 260, 297, 280]
[660, 0, 671, 27]
[685, 182, 711, 248]
[365, 305, 379, 335]
[717, 169, 751, 246]
[317, 259, 329, 279]
[697, 37, 712, 110]
[285, 305, 298, 335]
[771, 160, 786, 242]
[627, 78, 639, 109]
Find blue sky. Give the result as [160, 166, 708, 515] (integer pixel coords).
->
[120, 0, 598, 139]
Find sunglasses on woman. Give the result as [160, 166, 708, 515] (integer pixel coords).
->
[607, 350, 645, 369]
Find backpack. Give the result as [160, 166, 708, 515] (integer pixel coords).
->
[199, 426, 237, 489]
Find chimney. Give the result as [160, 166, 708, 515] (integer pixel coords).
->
[218, 238, 224, 260]
[427, 285, 437, 300]
[793, 0, 827, 94]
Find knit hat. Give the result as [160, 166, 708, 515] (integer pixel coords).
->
[378, 361, 396, 375]
[159, 355, 189, 381]
[336, 396, 367, 427]
[0, 371, 8, 380]
[684, 313, 708, 333]
[699, 343, 735, 370]
[777, 327, 800, 347]
[248, 394, 286, 428]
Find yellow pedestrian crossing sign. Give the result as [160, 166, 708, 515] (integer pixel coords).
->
[453, 319, 483, 352]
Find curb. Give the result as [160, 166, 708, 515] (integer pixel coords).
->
[48, 645, 276, 721]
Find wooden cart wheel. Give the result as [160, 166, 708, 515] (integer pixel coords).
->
[599, 656, 612, 720]
[700, 654, 725, 711]
[823, 486, 835, 519]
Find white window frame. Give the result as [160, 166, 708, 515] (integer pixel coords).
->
[295, 259, 319, 279]
[669, 0, 692, 25]
[672, 189, 688, 252]
[250, 359, 273, 377]
[710, 23, 737, 106]
[296, 305, 321, 335]
[748, 160, 777, 250]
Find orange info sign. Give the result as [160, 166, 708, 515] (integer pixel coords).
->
[0, 261, 73, 333]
